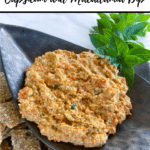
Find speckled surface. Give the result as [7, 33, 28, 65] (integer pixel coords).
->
[0, 24, 150, 150]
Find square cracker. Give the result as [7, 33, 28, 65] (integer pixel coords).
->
[0, 100, 23, 128]
[0, 122, 6, 144]
[0, 73, 12, 103]
[10, 129, 41, 150]
[0, 139, 11, 150]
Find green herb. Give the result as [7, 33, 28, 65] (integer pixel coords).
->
[42, 113, 45, 116]
[99, 90, 103, 94]
[90, 13, 150, 90]
[71, 103, 76, 110]
[65, 102, 68, 104]
[54, 84, 59, 88]
[54, 127, 58, 130]
[99, 106, 103, 109]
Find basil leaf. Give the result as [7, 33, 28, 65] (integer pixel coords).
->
[110, 13, 120, 23]
[108, 56, 120, 68]
[136, 14, 150, 22]
[98, 13, 110, 20]
[126, 40, 145, 49]
[92, 26, 99, 33]
[137, 42, 144, 47]
[94, 45, 110, 59]
[108, 35, 118, 57]
[129, 48, 150, 64]
[147, 23, 150, 32]
[114, 29, 124, 40]
[114, 20, 126, 32]
[89, 34, 110, 48]
[113, 33, 129, 56]
[97, 19, 113, 32]
[103, 28, 112, 39]
[131, 35, 138, 41]
[124, 55, 143, 66]
[136, 27, 147, 37]
[120, 65, 135, 91]
[123, 22, 148, 38]
[126, 13, 137, 26]
[119, 13, 128, 22]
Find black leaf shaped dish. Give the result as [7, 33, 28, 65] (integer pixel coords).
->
[0, 24, 150, 150]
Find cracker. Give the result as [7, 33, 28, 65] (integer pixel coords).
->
[0, 122, 6, 144]
[0, 100, 23, 128]
[10, 129, 41, 150]
[0, 73, 12, 103]
[0, 139, 11, 150]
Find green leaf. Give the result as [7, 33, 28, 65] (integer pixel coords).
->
[97, 19, 112, 33]
[137, 13, 145, 15]
[126, 13, 137, 26]
[137, 42, 144, 47]
[126, 40, 145, 49]
[108, 56, 120, 68]
[103, 28, 112, 39]
[92, 26, 99, 33]
[136, 14, 150, 22]
[147, 23, 150, 32]
[114, 20, 126, 32]
[124, 55, 143, 66]
[114, 29, 124, 40]
[113, 33, 129, 56]
[129, 48, 150, 64]
[123, 22, 148, 38]
[108, 35, 118, 57]
[120, 65, 135, 91]
[94, 45, 110, 59]
[89, 34, 110, 48]
[119, 13, 128, 22]
[136, 27, 147, 37]
[110, 13, 120, 23]
[98, 13, 110, 20]
[131, 35, 138, 41]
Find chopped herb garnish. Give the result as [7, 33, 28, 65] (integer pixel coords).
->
[94, 90, 103, 95]
[55, 127, 58, 130]
[42, 113, 45, 116]
[71, 103, 76, 110]
[31, 82, 33, 84]
[65, 102, 68, 104]
[54, 84, 59, 88]
[100, 90, 103, 94]
[99, 106, 103, 109]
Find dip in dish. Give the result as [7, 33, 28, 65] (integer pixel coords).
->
[18, 49, 132, 148]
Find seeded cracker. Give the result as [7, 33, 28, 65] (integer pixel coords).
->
[10, 129, 41, 150]
[0, 100, 23, 128]
[0, 139, 11, 150]
[0, 73, 12, 103]
[0, 123, 6, 144]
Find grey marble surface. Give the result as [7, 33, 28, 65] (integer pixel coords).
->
[0, 13, 150, 83]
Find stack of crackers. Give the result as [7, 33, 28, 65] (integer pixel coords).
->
[0, 72, 52, 150]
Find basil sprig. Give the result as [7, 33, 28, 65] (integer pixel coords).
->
[90, 13, 150, 90]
